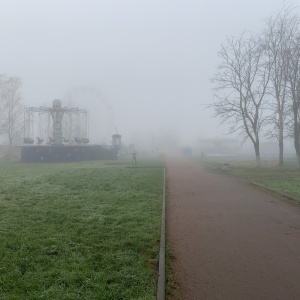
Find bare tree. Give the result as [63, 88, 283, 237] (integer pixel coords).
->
[262, 6, 300, 166]
[286, 33, 300, 167]
[211, 33, 271, 166]
[0, 75, 24, 150]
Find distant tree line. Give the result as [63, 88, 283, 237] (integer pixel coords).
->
[211, 5, 300, 167]
[0, 74, 23, 150]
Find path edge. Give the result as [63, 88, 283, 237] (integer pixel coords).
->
[157, 167, 166, 300]
[251, 181, 300, 203]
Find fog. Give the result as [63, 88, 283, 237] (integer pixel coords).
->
[0, 0, 296, 151]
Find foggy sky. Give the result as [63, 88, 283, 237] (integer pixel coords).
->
[0, 0, 296, 147]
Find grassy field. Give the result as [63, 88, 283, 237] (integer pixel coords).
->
[0, 159, 164, 300]
[257, 177, 300, 199]
[196, 156, 300, 201]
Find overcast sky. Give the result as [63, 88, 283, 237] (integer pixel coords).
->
[0, 0, 297, 147]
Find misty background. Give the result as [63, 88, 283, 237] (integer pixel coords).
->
[1, 0, 298, 152]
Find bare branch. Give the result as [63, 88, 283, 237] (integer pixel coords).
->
[210, 32, 270, 166]
[0, 74, 24, 149]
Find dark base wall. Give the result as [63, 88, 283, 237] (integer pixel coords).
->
[21, 145, 117, 162]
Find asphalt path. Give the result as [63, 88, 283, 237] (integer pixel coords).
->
[167, 158, 300, 300]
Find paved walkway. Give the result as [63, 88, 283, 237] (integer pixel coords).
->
[167, 159, 300, 300]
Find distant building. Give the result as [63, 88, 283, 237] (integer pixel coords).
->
[198, 138, 241, 154]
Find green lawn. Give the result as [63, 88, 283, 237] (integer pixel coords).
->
[0, 159, 164, 300]
[255, 178, 300, 200]
[195, 156, 300, 203]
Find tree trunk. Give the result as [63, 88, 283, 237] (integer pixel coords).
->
[9, 136, 13, 152]
[293, 112, 300, 168]
[5, 136, 14, 160]
[254, 143, 261, 167]
[278, 116, 284, 166]
[294, 136, 300, 168]
[297, 154, 300, 169]
[278, 139, 284, 167]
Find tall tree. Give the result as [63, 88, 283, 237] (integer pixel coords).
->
[262, 6, 300, 166]
[0, 75, 24, 150]
[211, 33, 271, 166]
[286, 33, 300, 167]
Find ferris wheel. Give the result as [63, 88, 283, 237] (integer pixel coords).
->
[62, 85, 114, 145]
